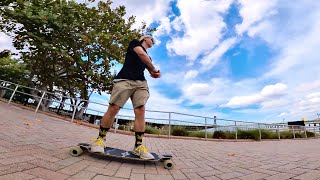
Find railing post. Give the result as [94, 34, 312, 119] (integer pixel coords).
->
[277, 125, 280, 140]
[8, 85, 19, 104]
[205, 117, 207, 140]
[293, 126, 296, 139]
[114, 113, 119, 133]
[35, 91, 46, 113]
[235, 121, 237, 140]
[71, 103, 77, 123]
[168, 112, 171, 139]
[304, 126, 307, 139]
[258, 123, 262, 141]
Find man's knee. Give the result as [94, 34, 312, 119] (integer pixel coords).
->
[109, 103, 121, 112]
[134, 105, 145, 114]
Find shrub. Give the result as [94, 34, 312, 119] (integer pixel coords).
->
[171, 126, 189, 136]
[260, 130, 278, 139]
[159, 125, 169, 135]
[188, 131, 206, 138]
[145, 125, 160, 134]
[280, 131, 293, 139]
[294, 132, 304, 138]
[226, 131, 236, 139]
[118, 125, 125, 130]
[237, 130, 259, 140]
[213, 130, 227, 139]
[306, 131, 315, 137]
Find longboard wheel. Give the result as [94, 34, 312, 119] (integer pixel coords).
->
[69, 146, 83, 157]
[164, 159, 174, 170]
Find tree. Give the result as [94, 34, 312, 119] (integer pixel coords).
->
[1, 0, 155, 114]
[0, 50, 28, 83]
[0, 50, 29, 98]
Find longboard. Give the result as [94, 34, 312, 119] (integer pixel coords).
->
[69, 143, 174, 169]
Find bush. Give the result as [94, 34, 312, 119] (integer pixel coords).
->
[261, 130, 278, 139]
[294, 132, 304, 138]
[118, 125, 125, 130]
[171, 126, 189, 136]
[280, 131, 293, 139]
[237, 130, 260, 140]
[188, 131, 206, 138]
[306, 131, 315, 137]
[226, 131, 236, 139]
[145, 125, 160, 134]
[213, 130, 227, 139]
[159, 125, 169, 135]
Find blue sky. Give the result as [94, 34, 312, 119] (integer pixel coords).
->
[1, 0, 320, 124]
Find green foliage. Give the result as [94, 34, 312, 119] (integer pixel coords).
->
[188, 131, 209, 138]
[145, 125, 160, 134]
[213, 130, 227, 139]
[280, 131, 293, 139]
[171, 126, 189, 136]
[159, 125, 170, 135]
[306, 131, 315, 137]
[118, 125, 125, 130]
[0, 0, 155, 102]
[237, 130, 259, 140]
[0, 50, 29, 83]
[261, 130, 278, 139]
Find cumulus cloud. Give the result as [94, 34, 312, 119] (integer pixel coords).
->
[260, 83, 287, 97]
[166, 0, 234, 62]
[222, 83, 287, 108]
[184, 70, 199, 80]
[235, 0, 278, 35]
[200, 38, 237, 71]
[261, 99, 288, 110]
[183, 83, 213, 97]
[110, 0, 173, 29]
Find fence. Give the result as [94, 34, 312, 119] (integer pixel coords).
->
[1, 79, 319, 141]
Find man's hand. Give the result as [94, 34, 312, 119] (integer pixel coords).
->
[150, 69, 161, 78]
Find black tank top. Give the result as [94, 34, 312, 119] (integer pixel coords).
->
[115, 39, 149, 81]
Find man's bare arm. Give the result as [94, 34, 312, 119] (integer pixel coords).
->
[133, 46, 157, 73]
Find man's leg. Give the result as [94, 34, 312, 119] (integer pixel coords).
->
[134, 105, 145, 147]
[98, 104, 121, 139]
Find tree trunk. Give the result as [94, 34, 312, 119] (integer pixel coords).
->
[57, 94, 67, 114]
[75, 91, 93, 120]
[0, 89, 6, 98]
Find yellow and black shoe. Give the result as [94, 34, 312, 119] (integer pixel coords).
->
[132, 145, 155, 160]
[90, 137, 107, 153]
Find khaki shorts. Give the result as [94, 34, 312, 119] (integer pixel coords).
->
[109, 80, 149, 108]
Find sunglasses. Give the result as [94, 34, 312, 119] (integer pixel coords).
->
[150, 38, 155, 44]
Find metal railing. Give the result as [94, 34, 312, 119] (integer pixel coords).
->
[1, 79, 319, 141]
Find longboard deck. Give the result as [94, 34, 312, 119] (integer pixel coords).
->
[78, 143, 165, 161]
[69, 143, 174, 169]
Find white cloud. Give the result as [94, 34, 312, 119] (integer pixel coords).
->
[261, 99, 288, 109]
[110, 0, 173, 29]
[236, 0, 278, 35]
[295, 80, 320, 93]
[153, 17, 172, 44]
[166, 0, 234, 62]
[200, 38, 237, 71]
[223, 94, 263, 108]
[183, 83, 213, 97]
[260, 83, 287, 97]
[184, 70, 198, 80]
[222, 83, 287, 108]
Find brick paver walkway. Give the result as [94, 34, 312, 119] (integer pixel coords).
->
[1, 101, 320, 180]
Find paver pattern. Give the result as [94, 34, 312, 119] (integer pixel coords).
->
[1, 101, 320, 180]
